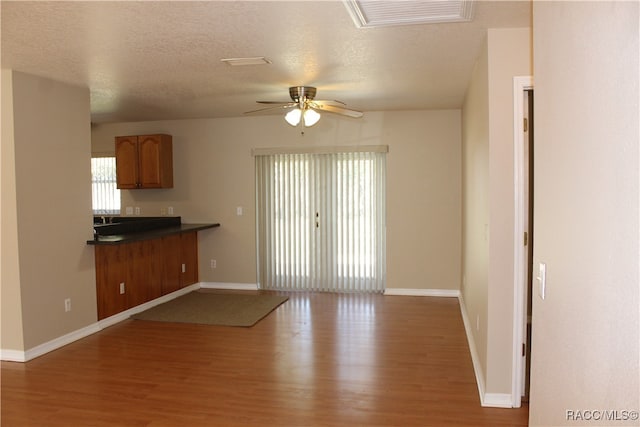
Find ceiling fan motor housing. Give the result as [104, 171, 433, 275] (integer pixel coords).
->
[289, 86, 317, 103]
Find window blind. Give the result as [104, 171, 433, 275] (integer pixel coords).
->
[256, 150, 386, 293]
[91, 157, 120, 215]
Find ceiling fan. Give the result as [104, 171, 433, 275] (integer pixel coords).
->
[245, 86, 363, 127]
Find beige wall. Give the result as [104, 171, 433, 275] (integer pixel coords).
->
[92, 110, 461, 291]
[461, 27, 532, 398]
[486, 27, 532, 393]
[530, 2, 639, 425]
[1, 69, 25, 351]
[462, 37, 490, 383]
[1, 71, 96, 351]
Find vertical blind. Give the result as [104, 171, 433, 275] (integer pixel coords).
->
[255, 148, 386, 293]
[91, 157, 120, 215]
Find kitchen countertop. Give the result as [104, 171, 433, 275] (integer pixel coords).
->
[87, 223, 220, 245]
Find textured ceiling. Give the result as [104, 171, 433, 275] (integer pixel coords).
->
[1, 1, 530, 124]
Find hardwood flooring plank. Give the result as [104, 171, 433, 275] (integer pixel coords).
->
[1, 291, 528, 426]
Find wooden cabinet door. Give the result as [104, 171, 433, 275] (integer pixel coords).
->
[115, 136, 139, 189]
[95, 245, 128, 320]
[128, 239, 163, 308]
[161, 234, 182, 295]
[180, 232, 198, 287]
[138, 135, 173, 188]
[115, 134, 172, 189]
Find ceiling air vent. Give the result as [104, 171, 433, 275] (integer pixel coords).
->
[221, 57, 272, 66]
[343, 0, 475, 28]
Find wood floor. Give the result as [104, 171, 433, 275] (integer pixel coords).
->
[1, 291, 528, 426]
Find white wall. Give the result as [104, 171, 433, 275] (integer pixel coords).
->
[530, 2, 639, 425]
[1, 70, 96, 352]
[91, 110, 462, 292]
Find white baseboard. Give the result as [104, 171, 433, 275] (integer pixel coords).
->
[98, 283, 200, 330]
[0, 349, 28, 363]
[27, 323, 102, 362]
[384, 288, 460, 297]
[1, 322, 101, 363]
[458, 294, 514, 408]
[458, 294, 487, 404]
[483, 393, 515, 408]
[1, 283, 201, 362]
[199, 282, 259, 291]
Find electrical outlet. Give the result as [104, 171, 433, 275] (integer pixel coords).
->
[134, 207, 140, 215]
[64, 298, 71, 312]
[120, 282, 125, 294]
[211, 259, 217, 269]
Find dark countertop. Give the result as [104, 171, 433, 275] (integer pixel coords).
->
[87, 223, 220, 245]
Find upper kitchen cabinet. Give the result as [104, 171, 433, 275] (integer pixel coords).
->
[115, 134, 173, 189]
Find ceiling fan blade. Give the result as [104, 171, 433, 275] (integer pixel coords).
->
[310, 103, 363, 118]
[244, 103, 296, 115]
[312, 99, 347, 107]
[256, 101, 296, 105]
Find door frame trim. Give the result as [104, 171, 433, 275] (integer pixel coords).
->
[512, 76, 533, 408]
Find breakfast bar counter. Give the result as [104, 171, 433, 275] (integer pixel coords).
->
[88, 223, 219, 245]
[87, 216, 220, 320]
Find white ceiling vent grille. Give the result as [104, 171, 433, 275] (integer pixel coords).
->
[220, 57, 272, 66]
[343, 0, 475, 28]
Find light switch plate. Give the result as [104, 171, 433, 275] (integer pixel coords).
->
[537, 262, 546, 300]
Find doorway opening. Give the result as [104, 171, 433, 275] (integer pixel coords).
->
[512, 76, 533, 408]
[523, 88, 534, 402]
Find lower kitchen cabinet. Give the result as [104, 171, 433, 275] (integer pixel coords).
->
[160, 232, 198, 294]
[180, 232, 198, 287]
[95, 244, 129, 320]
[130, 239, 163, 306]
[94, 231, 199, 320]
[161, 234, 182, 295]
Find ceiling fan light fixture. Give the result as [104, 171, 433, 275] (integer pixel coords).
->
[285, 108, 302, 126]
[303, 109, 321, 127]
[284, 107, 321, 127]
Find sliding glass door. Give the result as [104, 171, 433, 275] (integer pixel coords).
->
[255, 148, 386, 293]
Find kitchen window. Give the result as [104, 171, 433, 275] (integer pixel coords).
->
[91, 157, 120, 215]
